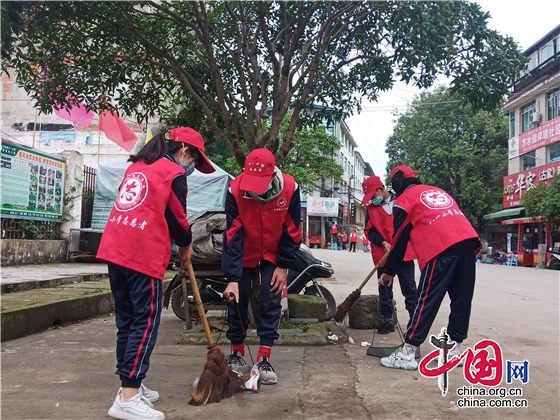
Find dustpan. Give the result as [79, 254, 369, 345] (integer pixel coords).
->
[365, 285, 421, 359]
[366, 344, 421, 358]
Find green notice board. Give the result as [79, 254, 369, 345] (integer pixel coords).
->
[1, 141, 66, 221]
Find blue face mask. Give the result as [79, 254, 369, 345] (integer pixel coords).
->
[180, 161, 196, 176]
[371, 195, 384, 206]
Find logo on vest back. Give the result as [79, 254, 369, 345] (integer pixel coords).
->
[115, 172, 148, 212]
[420, 190, 453, 210]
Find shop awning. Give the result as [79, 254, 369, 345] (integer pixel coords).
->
[501, 216, 545, 225]
[483, 207, 525, 221]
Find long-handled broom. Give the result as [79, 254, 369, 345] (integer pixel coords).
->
[186, 263, 243, 406]
[333, 250, 390, 322]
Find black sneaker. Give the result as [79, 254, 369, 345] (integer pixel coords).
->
[256, 357, 277, 385]
[226, 351, 246, 367]
[377, 322, 395, 334]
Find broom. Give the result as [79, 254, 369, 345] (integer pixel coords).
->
[333, 250, 390, 322]
[186, 263, 243, 406]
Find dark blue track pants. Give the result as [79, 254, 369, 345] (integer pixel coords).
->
[405, 252, 476, 347]
[108, 263, 162, 388]
[378, 260, 417, 324]
[227, 260, 282, 347]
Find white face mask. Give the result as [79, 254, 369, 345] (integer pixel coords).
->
[179, 145, 195, 176]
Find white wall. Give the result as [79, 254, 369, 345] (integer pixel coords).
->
[1, 75, 147, 169]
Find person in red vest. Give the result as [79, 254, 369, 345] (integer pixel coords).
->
[348, 228, 358, 252]
[361, 233, 370, 253]
[363, 176, 417, 335]
[222, 148, 301, 385]
[330, 221, 339, 246]
[97, 127, 215, 420]
[379, 165, 480, 370]
[341, 231, 348, 250]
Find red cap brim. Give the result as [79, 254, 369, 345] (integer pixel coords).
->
[239, 173, 273, 194]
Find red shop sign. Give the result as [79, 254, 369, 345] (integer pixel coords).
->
[503, 162, 559, 208]
[518, 116, 560, 155]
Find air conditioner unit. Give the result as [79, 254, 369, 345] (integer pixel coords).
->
[530, 112, 541, 124]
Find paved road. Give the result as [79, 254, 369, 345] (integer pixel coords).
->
[1, 250, 559, 419]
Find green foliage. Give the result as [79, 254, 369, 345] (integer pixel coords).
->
[522, 176, 560, 224]
[205, 112, 343, 193]
[385, 85, 508, 228]
[279, 116, 343, 195]
[3, 1, 526, 168]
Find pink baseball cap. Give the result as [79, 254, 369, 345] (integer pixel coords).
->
[390, 164, 420, 180]
[169, 127, 215, 174]
[239, 148, 276, 194]
[361, 176, 384, 205]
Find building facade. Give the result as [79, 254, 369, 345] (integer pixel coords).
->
[303, 118, 374, 248]
[495, 25, 560, 265]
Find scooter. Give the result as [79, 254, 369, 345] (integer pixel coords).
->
[546, 249, 560, 270]
[163, 244, 336, 321]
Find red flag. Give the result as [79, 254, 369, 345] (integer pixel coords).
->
[98, 111, 138, 152]
[53, 94, 95, 127]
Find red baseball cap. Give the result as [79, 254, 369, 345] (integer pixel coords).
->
[169, 127, 215, 174]
[361, 176, 384, 205]
[390, 164, 419, 180]
[239, 148, 276, 194]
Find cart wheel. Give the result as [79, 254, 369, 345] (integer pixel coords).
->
[304, 285, 336, 321]
[171, 288, 206, 321]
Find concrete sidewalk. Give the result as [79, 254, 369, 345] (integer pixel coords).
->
[1, 263, 110, 291]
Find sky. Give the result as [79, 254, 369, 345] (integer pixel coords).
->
[346, 0, 560, 177]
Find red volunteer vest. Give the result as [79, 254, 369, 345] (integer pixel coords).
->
[97, 159, 186, 279]
[230, 174, 296, 268]
[350, 232, 358, 242]
[365, 204, 416, 266]
[395, 184, 479, 270]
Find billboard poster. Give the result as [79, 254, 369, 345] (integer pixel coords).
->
[514, 116, 560, 157]
[307, 197, 339, 217]
[1, 141, 66, 221]
[503, 161, 559, 208]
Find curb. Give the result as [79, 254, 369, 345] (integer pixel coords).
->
[178, 322, 332, 346]
[1, 292, 114, 341]
[1, 273, 110, 294]
[1, 277, 172, 342]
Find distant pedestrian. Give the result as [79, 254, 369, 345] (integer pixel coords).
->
[341, 231, 348, 250]
[361, 234, 370, 253]
[330, 221, 339, 246]
[349, 229, 358, 253]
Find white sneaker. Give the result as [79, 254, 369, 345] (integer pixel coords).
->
[256, 357, 278, 385]
[381, 347, 418, 370]
[118, 384, 160, 403]
[140, 384, 160, 403]
[108, 393, 165, 420]
[448, 343, 464, 367]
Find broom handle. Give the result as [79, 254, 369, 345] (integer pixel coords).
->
[357, 250, 390, 292]
[186, 263, 215, 347]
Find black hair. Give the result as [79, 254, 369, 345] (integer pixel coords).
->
[391, 171, 422, 195]
[128, 129, 202, 165]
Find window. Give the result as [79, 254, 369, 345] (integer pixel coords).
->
[547, 88, 560, 121]
[547, 143, 560, 164]
[528, 52, 538, 71]
[509, 111, 516, 138]
[521, 102, 536, 133]
[521, 151, 537, 171]
[540, 41, 554, 63]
